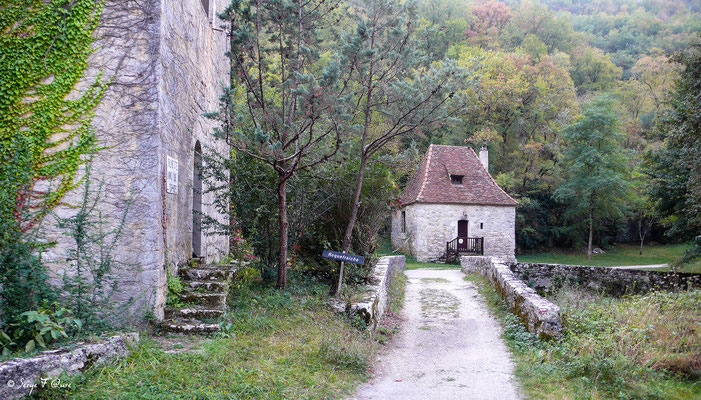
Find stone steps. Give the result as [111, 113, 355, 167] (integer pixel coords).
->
[162, 260, 240, 335]
[161, 319, 221, 334]
[179, 267, 233, 281]
[187, 280, 228, 292]
[165, 306, 225, 320]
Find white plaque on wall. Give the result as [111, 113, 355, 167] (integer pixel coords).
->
[166, 156, 178, 194]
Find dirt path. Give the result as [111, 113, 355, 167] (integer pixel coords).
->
[350, 269, 521, 400]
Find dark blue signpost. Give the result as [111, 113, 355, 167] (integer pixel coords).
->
[322, 250, 365, 265]
[322, 250, 364, 296]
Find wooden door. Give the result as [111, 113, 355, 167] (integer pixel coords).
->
[457, 220, 468, 250]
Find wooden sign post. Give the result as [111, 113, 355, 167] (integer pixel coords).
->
[322, 250, 365, 297]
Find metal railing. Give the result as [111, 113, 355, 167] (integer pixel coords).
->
[445, 237, 484, 263]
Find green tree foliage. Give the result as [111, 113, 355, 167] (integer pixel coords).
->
[570, 46, 623, 94]
[335, 0, 466, 294]
[502, 1, 582, 54]
[218, 0, 348, 288]
[555, 97, 630, 259]
[644, 38, 701, 240]
[0, 0, 105, 325]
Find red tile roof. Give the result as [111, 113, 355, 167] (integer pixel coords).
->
[399, 144, 517, 206]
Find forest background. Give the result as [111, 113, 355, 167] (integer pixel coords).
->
[218, 0, 700, 284]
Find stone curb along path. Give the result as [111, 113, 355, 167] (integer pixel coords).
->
[0, 332, 139, 399]
[350, 269, 521, 400]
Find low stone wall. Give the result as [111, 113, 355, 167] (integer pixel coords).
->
[461, 256, 561, 339]
[0, 333, 139, 399]
[350, 255, 406, 330]
[512, 263, 701, 295]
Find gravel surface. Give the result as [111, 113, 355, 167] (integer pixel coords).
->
[611, 264, 669, 270]
[350, 269, 522, 400]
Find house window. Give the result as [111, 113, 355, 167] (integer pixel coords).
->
[450, 174, 464, 185]
[201, 0, 210, 17]
[480, 223, 484, 229]
[401, 211, 406, 233]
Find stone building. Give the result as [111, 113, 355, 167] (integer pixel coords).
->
[391, 144, 517, 262]
[44, 0, 230, 321]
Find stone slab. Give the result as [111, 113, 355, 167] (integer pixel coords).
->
[0, 333, 139, 399]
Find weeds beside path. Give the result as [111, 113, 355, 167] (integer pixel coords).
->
[467, 273, 701, 399]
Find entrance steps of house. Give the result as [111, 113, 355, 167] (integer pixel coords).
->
[162, 258, 241, 334]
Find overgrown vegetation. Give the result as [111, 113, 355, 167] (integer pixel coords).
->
[0, 0, 109, 351]
[55, 168, 132, 332]
[32, 277, 380, 400]
[466, 273, 700, 399]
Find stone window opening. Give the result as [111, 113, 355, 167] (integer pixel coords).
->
[450, 174, 464, 185]
[480, 223, 484, 229]
[200, 0, 210, 17]
[401, 210, 406, 233]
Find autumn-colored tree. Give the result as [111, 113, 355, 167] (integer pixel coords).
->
[465, 1, 511, 48]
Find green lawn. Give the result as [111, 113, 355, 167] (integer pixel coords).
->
[518, 243, 701, 273]
[32, 281, 379, 400]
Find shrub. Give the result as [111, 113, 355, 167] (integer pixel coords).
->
[0, 302, 82, 355]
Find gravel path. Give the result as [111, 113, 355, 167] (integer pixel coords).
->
[350, 269, 521, 400]
[611, 264, 669, 270]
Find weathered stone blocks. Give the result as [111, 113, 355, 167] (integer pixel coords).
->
[349, 256, 406, 330]
[461, 256, 561, 339]
[511, 263, 701, 295]
[0, 333, 139, 400]
[392, 204, 516, 262]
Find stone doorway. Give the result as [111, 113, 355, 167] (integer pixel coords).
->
[193, 141, 202, 257]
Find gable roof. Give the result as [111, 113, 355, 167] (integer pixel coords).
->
[399, 144, 517, 207]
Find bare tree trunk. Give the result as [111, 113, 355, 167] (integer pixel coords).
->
[639, 219, 644, 255]
[334, 24, 376, 297]
[277, 176, 288, 289]
[587, 205, 594, 260]
[335, 154, 368, 297]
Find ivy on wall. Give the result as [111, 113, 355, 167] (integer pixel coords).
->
[0, 0, 105, 324]
[0, 0, 106, 235]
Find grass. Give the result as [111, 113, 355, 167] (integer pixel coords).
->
[466, 273, 701, 399]
[518, 243, 701, 272]
[31, 279, 380, 400]
[405, 256, 460, 270]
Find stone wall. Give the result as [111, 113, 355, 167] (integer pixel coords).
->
[393, 203, 515, 262]
[350, 256, 406, 330]
[0, 333, 139, 400]
[511, 263, 701, 295]
[461, 256, 561, 339]
[157, 0, 230, 316]
[42, 0, 230, 321]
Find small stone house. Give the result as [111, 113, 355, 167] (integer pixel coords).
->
[391, 144, 517, 262]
